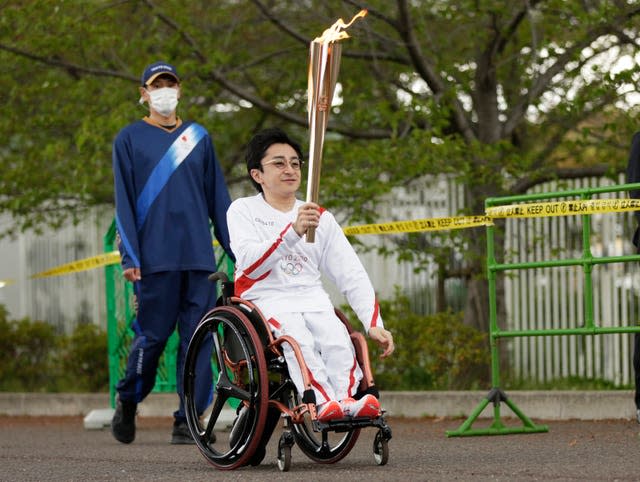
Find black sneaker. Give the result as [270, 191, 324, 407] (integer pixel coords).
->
[111, 398, 137, 444]
[172, 419, 212, 445]
[171, 419, 194, 445]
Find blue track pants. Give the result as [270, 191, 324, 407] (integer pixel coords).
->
[116, 270, 215, 421]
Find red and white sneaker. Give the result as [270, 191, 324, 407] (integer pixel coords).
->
[341, 394, 381, 419]
[316, 400, 344, 422]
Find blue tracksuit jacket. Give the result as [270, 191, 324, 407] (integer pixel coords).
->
[112, 119, 234, 273]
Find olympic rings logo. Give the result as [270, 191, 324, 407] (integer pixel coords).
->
[280, 254, 306, 276]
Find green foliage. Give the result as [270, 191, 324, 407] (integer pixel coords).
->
[3, 0, 640, 335]
[345, 292, 491, 390]
[0, 312, 58, 391]
[0, 306, 19, 389]
[59, 323, 109, 392]
[0, 306, 108, 392]
[2, 1, 639, 236]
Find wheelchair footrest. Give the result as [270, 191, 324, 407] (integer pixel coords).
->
[312, 413, 390, 433]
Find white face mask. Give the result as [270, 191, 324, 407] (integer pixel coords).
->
[147, 87, 179, 116]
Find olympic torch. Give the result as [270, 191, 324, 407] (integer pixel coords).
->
[305, 9, 367, 242]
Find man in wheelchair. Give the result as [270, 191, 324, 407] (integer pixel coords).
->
[226, 127, 395, 423]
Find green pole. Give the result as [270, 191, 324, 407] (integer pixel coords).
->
[581, 192, 595, 330]
[104, 221, 118, 409]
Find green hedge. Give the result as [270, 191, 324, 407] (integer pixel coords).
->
[0, 305, 108, 392]
[0, 290, 493, 392]
[346, 292, 491, 390]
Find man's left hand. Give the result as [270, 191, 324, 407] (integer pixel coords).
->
[368, 326, 395, 358]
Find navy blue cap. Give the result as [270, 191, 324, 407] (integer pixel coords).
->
[140, 61, 180, 86]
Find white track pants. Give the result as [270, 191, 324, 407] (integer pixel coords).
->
[263, 310, 363, 404]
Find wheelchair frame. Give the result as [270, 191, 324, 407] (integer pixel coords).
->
[183, 272, 392, 471]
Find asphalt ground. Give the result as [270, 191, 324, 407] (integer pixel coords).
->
[1, 415, 639, 481]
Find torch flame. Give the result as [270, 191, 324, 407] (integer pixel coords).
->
[313, 9, 367, 44]
[305, 9, 367, 242]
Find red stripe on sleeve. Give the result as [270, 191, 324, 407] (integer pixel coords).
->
[243, 223, 292, 276]
[369, 299, 380, 328]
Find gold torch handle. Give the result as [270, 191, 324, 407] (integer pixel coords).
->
[305, 105, 326, 243]
[306, 41, 342, 243]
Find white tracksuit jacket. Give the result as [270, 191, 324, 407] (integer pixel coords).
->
[227, 194, 383, 402]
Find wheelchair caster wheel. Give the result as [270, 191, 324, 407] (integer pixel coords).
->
[373, 430, 389, 466]
[277, 435, 292, 472]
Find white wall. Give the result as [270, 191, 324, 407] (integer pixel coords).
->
[0, 207, 113, 332]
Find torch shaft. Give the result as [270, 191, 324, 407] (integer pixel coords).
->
[306, 41, 342, 243]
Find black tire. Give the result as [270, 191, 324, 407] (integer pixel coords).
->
[277, 436, 292, 472]
[373, 429, 389, 465]
[184, 306, 269, 470]
[247, 404, 281, 467]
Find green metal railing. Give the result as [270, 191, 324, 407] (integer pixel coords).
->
[447, 183, 640, 437]
[104, 220, 234, 408]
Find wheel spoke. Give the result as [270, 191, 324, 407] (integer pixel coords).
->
[211, 329, 228, 381]
[204, 394, 225, 439]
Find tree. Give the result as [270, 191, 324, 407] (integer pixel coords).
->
[2, 0, 640, 333]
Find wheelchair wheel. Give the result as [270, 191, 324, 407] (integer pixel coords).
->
[184, 306, 269, 470]
[373, 429, 389, 465]
[287, 391, 360, 464]
[277, 433, 293, 472]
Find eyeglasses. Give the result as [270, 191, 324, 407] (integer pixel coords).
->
[261, 156, 303, 170]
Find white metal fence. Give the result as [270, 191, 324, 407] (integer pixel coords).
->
[0, 207, 112, 332]
[502, 174, 639, 387]
[331, 175, 466, 313]
[346, 173, 638, 387]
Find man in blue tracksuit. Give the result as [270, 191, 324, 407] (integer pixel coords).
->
[111, 61, 234, 444]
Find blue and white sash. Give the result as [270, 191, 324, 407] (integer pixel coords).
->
[135, 123, 207, 228]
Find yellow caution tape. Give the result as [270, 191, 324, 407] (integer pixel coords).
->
[30, 251, 120, 279]
[343, 215, 493, 235]
[0, 279, 15, 288]
[14, 198, 640, 279]
[344, 198, 640, 236]
[29, 239, 223, 279]
[486, 198, 640, 219]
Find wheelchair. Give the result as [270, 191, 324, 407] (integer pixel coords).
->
[182, 272, 392, 471]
